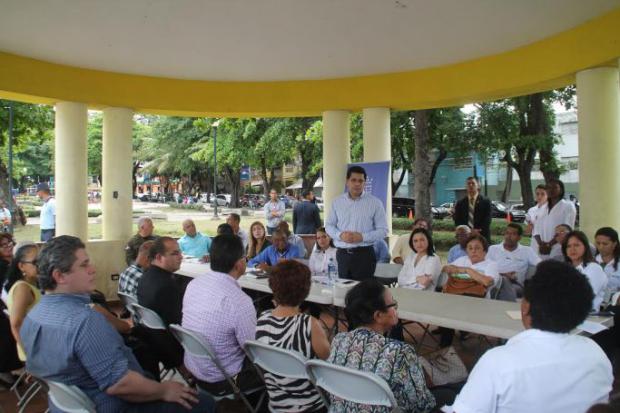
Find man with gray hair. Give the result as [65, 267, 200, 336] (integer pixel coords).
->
[20, 235, 215, 412]
[178, 219, 211, 259]
[125, 216, 157, 265]
[447, 225, 472, 263]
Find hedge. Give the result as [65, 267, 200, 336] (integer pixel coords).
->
[166, 203, 207, 211]
[393, 217, 521, 236]
[23, 209, 102, 218]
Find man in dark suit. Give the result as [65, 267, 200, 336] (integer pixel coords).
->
[453, 177, 492, 242]
[292, 190, 322, 234]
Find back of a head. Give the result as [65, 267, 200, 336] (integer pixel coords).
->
[148, 236, 174, 262]
[210, 234, 244, 273]
[38, 235, 85, 291]
[269, 260, 311, 306]
[524, 260, 593, 333]
[344, 279, 386, 329]
[217, 223, 234, 236]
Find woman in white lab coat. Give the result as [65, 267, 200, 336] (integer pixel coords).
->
[397, 228, 442, 291]
[533, 179, 576, 258]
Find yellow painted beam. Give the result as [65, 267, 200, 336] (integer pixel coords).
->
[1, 7, 620, 116]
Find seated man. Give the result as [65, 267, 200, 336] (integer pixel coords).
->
[226, 213, 249, 250]
[137, 236, 187, 370]
[452, 260, 612, 413]
[118, 240, 154, 297]
[178, 219, 211, 259]
[125, 216, 158, 265]
[248, 229, 302, 271]
[373, 239, 391, 263]
[277, 221, 307, 258]
[447, 225, 471, 263]
[182, 234, 261, 394]
[20, 236, 215, 413]
[486, 223, 540, 299]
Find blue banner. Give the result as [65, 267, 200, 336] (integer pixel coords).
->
[346, 161, 391, 210]
[240, 166, 251, 181]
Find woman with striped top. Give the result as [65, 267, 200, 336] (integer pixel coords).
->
[256, 260, 330, 412]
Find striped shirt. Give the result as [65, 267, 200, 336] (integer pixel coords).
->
[256, 312, 323, 412]
[326, 192, 388, 249]
[182, 269, 256, 382]
[20, 294, 143, 413]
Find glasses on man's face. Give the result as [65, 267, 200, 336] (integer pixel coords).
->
[21, 259, 37, 266]
[0, 241, 14, 248]
[385, 300, 398, 310]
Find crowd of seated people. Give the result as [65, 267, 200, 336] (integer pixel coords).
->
[4, 177, 620, 412]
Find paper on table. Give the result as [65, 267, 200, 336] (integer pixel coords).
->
[440, 406, 454, 413]
[578, 320, 608, 334]
[506, 310, 522, 320]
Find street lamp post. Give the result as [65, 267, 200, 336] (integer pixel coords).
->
[212, 119, 221, 220]
[3, 102, 14, 234]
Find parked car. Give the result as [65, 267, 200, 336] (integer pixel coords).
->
[213, 194, 231, 207]
[491, 201, 509, 219]
[507, 204, 527, 223]
[392, 197, 447, 220]
[431, 204, 451, 220]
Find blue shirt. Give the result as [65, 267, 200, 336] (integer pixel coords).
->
[248, 244, 302, 267]
[40, 197, 56, 230]
[326, 192, 388, 248]
[178, 232, 212, 257]
[20, 294, 143, 413]
[373, 239, 391, 263]
[447, 244, 467, 263]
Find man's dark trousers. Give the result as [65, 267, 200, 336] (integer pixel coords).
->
[336, 246, 376, 281]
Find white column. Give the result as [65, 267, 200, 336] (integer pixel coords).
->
[102, 107, 134, 241]
[363, 107, 392, 233]
[576, 66, 620, 238]
[322, 110, 351, 218]
[55, 101, 88, 240]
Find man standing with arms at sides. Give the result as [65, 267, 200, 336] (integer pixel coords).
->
[453, 177, 492, 243]
[37, 183, 55, 242]
[293, 190, 322, 234]
[326, 166, 388, 281]
[264, 189, 286, 235]
[125, 217, 157, 265]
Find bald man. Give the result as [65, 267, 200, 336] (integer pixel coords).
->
[178, 219, 212, 258]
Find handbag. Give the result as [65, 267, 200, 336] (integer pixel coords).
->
[419, 346, 468, 386]
[443, 276, 486, 297]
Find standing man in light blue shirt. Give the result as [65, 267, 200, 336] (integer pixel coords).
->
[264, 189, 286, 235]
[37, 182, 56, 242]
[326, 165, 388, 281]
[178, 219, 212, 259]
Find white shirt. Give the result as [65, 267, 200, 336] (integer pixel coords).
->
[452, 329, 612, 413]
[576, 262, 608, 311]
[308, 246, 337, 276]
[486, 243, 541, 285]
[525, 204, 544, 251]
[237, 228, 249, 250]
[398, 253, 442, 291]
[452, 256, 500, 297]
[391, 233, 414, 262]
[40, 197, 56, 230]
[596, 254, 620, 293]
[532, 200, 576, 256]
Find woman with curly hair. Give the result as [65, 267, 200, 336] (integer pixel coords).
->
[256, 260, 329, 412]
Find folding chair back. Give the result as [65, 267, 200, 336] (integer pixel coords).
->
[46, 380, 96, 413]
[305, 359, 401, 412]
[244, 340, 308, 379]
[374, 263, 402, 284]
[490, 275, 504, 300]
[118, 292, 138, 318]
[129, 303, 167, 330]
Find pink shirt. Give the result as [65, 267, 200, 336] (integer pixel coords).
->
[182, 269, 256, 382]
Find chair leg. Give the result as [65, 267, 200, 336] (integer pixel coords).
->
[17, 382, 42, 413]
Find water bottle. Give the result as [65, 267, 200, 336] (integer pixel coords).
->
[327, 258, 338, 286]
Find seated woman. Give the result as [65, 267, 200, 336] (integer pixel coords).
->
[247, 221, 271, 259]
[308, 227, 337, 276]
[328, 279, 436, 413]
[6, 244, 40, 362]
[256, 260, 330, 413]
[562, 230, 608, 311]
[397, 228, 442, 291]
[594, 227, 620, 302]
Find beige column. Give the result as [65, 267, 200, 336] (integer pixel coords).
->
[102, 107, 134, 241]
[322, 110, 351, 217]
[363, 107, 392, 233]
[55, 101, 88, 240]
[576, 66, 620, 238]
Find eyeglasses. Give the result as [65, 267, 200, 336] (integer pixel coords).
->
[21, 259, 37, 266]
[0, 241, 14, 248]
[385, 300, 398, 310]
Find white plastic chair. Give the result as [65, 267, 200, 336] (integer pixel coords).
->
[46, 380, 96, 413]
[169, 324, 265, 413]
[244, 340, 328, 407]
[305, 359, 402, 413]
[117, 292, 139, 321]
[374, 263, 402, 286]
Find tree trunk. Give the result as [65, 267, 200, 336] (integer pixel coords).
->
[501, 162, 513, 203]
[260, 158, 270, 195]
[132, 161, 140, 195]
[516, 163, 535, 208]
[268, 167, 278, 192]
[413, 110, 433, 225]
[225, 166, 241, 207]
[392, 153, 407, 194]
[429, 148, 447, 186]
[539, 146, 560, 183]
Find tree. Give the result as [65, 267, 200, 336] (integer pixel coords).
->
[413, 110, 433, 223]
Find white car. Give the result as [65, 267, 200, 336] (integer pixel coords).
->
[213, 194, 231, 207]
